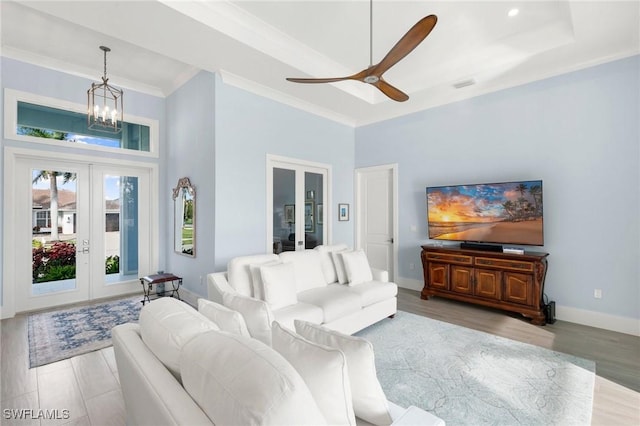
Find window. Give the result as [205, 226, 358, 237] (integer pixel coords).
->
[17, 102, 150, 152]
[4, 89, 158, 157]
[36, 211, 51, 228]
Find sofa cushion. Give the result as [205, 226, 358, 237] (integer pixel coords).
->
[260, 262, 299, 310]
[295, 320, 393, 426]
[271, 322, 356, 426]
[222, 292, 274, 346]
[279, 250, 327, 292]
[297, 284, 362, 323]
[227, 254, 279, 297]
[347, 281, 398, 307]
[273, 302, 323, 331]
[249, 260, 280, 300]
[180, 330, 327, 425]
[331, 250, 352, 284]
[314, 244, 349, 284]
[139, 297, 219, 381]
[197, 298, 250, 337]
[342, 249, 374, 285]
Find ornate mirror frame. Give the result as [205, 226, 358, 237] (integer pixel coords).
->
[172, 177, 196, 257]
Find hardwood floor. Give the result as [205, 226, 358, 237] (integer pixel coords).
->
[1, 288, 638, 425]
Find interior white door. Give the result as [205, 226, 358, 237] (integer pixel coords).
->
[11, 157, 152, 312]
[356, 165, 397, 281]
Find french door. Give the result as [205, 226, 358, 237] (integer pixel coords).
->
[8, 152, 154, 313]
[267, 156, 330, 253]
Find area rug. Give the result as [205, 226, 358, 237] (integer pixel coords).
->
[28, 295, 142, 368]
[356, 311, 595, 426]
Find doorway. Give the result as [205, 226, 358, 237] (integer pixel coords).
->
[267, 155, 331, 253]
[3, 148, 156, 314]
[355, 164, 398, 281]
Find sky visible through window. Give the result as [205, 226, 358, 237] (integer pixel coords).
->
[32, 170, 121, 200]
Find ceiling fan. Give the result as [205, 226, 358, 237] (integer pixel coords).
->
[286, 2, 437, 102]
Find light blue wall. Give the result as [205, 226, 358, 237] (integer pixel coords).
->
[0, 57, 166, 308]
[355, 56, 640, 320]
[214, 74, 355, 271]
[165, 71, 216, 295]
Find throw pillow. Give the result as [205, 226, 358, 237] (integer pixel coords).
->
[180, 330, 327, 425]
[197, 298, 250, 337]
[331, 249, 351, 284]
[260, 262, 298, 310]
[139, 297, 219, 381]
[222, 292, 274, 346]
[271, 321, 356, 425]
[249, 260, 281, 300]
[294, 320, 393, 426]
[342, 249, 374, 285]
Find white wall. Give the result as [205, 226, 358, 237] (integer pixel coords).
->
[355, 56, 639, 333]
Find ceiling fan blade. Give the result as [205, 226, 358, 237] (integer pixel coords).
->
[372, 15, 437, 76]
[372, 79, 409, 102]
[286, 77, 352, 84]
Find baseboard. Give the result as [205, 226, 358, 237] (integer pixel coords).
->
[396, 277, 424, 292]
[394, 278, 639, 336]
[556, 304, 640, 337]
[179, 287, 204, 308]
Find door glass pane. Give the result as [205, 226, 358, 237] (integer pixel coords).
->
[104, 175, 139, 283]
[31, 169, 78, 295]
[305, 172, 323, 248]
[273, 168, 296, 253]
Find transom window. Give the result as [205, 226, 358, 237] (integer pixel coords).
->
[17, 101, 150, 152]
[4, 89, 158, 157]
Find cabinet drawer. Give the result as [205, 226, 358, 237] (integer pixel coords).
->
[426, 252, 473, 265]
[475, 257, 534, 272]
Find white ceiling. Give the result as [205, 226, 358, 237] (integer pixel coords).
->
[2, 1, 638, 126]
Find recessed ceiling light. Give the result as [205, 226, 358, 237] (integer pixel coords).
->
[508, 8, 519, 17]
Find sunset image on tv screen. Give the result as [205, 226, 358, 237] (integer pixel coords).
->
[427, 180, 544, 246]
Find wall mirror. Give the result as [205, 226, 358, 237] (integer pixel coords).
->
[172, 177, 196, 257]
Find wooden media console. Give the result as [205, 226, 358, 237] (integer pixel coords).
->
[420, 245, 549, 325]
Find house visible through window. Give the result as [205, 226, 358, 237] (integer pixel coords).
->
[17, 101, 150, 152]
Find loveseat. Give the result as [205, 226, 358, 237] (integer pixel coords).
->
[112, 297, 445, 425]
[207, 244, 398, 344]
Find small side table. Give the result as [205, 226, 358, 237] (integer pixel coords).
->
[140, 273, 182, 305]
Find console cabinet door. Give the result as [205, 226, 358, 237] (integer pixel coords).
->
[474, 269, 502, 300]
[428, 263, 449, 290]
[503, 272, 533, 305]
[451, 266, 473, 294]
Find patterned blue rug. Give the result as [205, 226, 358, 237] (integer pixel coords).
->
[28, 295, 142, 367]
[356, 311, 596, 426]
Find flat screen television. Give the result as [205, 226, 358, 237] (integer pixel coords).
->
[426, 180, 544, 246]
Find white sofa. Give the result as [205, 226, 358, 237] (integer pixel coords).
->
[207, 244, 398, 344]
[112, 297, 445, 426]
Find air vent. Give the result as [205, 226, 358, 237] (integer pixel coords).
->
[453, 79, 476, 89]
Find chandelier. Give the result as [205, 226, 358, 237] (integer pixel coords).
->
[87, 46, 123, 133]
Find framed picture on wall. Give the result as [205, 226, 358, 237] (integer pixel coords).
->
[317, 204, 323, 225]
[305, 201, 314, 232]
[284, 204, 295, 224]
[338, 203, 349, 221]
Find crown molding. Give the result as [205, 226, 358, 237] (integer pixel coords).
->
[2, 46, 167, 98]
[218, 70, 356, 127]
[159, 0, 375, 104]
